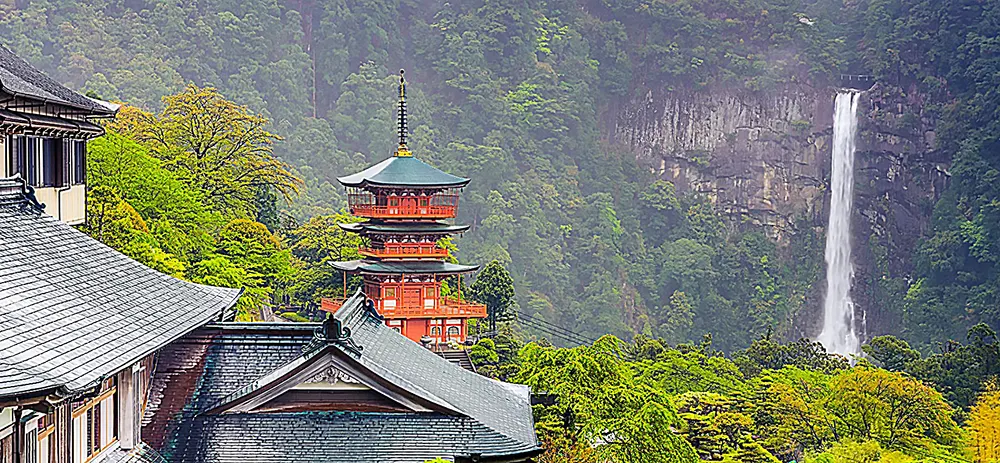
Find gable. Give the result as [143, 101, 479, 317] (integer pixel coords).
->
[205, 347, 447, 415]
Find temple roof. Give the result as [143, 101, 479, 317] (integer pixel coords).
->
[330, 259, 479, 275]
[337, 156, 470, 188]
[0, 45, 116, 115]
[0, 177, 241, 402]
[338, 221, 470, 235]
[144, 292, 540, 462]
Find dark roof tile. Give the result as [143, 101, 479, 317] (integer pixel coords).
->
[0, 45, 112, 114]
[0, 183, 241, 399]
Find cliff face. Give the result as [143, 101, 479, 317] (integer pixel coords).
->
[615, 85, 830, 239]
[613, 83, 950, 339]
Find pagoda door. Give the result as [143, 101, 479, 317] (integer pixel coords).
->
[402, 197, 417, 215]
[402, 287, 421, 310]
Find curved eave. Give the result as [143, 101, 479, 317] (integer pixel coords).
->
[330, 260, 479, 275]
[341, 178, 471, 189]
[338, 222, 471, 234]
[337, 156, 470, 189]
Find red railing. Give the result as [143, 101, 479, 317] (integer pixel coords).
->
[320, 296, 486, 319]
[359, 243, 449, 259]
[348, 194, 459, 219]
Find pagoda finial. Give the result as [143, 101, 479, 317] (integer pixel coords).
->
[395, 69, 412, 157]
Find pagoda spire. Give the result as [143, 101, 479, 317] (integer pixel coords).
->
[395, 69, 411, 157]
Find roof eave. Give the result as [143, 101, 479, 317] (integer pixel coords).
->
[0, 82, 116, 117]
[339, 179, 471, 189]
[459, 446, 545, 463]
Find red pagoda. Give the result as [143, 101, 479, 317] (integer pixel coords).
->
[325, 70, 486, 344]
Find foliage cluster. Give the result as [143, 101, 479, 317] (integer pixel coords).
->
[84, 86, 361, 320]
[473, 328, 1000, 463]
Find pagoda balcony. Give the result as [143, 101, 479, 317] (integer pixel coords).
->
[348, 193, 459, 219]
[321, 296, 486, 319]
[359, 243, 449, 259]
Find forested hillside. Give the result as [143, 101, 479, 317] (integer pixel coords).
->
[2, 0, 999, 353]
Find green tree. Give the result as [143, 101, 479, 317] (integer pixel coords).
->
[115, 86, 303, 215]
[470, 260, 516, 332]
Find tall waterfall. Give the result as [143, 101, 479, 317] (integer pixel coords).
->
[818, 91, 861, 357]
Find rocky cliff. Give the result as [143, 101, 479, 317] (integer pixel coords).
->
[613, 82, 950, 340]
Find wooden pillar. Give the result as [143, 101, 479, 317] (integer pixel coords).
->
[342, 271, 347, 298]
[53, 402, 70, 463]
[12, 407, 21, 463]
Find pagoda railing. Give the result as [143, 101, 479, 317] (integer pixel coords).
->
[320, 296, 486, 319]
[359, 243, 449, 259]
[347, 193, 459, 219]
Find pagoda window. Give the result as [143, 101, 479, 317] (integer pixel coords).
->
[430, 326, 441, 336]
[446, 326, 460, 340]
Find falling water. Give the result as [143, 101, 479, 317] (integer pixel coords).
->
[818, 91, 861, 357]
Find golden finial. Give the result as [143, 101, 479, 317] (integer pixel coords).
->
[395, 69, 412, 157]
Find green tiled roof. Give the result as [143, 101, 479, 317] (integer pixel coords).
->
[330, 259, 479, 275]
[338, 221, 470, 234]
[338, 156, 470, 188]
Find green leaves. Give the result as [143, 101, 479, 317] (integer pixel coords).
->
[470, 260, 517, 331]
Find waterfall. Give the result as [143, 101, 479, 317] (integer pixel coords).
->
[818, 91, 861, 357]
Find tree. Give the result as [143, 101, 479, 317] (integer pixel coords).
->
[825, 368, 959, 451]
[862, 336, 920, 372]
[470, 260, 516, 332]
[967, 380, 1000, 463]
[515, 336, 700, 463]
[115, 86, 303, 216]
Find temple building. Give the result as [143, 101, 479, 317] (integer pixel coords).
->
[146, 291, 540, 462]
[0, 45, 117, 225]
[327, 70, 486, 345]
[0, 52, 539, 462]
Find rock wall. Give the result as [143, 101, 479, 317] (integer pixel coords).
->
[613, 83, 950, 340]
[615, 85, 831, 239]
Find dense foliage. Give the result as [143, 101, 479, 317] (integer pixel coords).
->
[0, 0, 845, 350]
[472, 328, 999, 463]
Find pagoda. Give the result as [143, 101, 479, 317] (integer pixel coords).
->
[325, 70, 487, 344]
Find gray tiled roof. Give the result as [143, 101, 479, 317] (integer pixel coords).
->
[0, 45, 113, 114]
[147, 296, 540, 462]
[333, 290, 538, 447]
[0, 181, 241, 400]
[171, 412, 534, 463]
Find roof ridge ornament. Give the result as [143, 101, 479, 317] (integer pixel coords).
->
[394, 69, 412, 157]
[321, 313, 364, 355]
[363, 298, 384, 321]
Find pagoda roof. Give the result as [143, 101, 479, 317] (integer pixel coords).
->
[337, 156, 470, 188]
[142, 291, 540, 462]
[330, 259, 479, 275]
[338, 221, 470, 234]
[0, 177, 241, 402]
